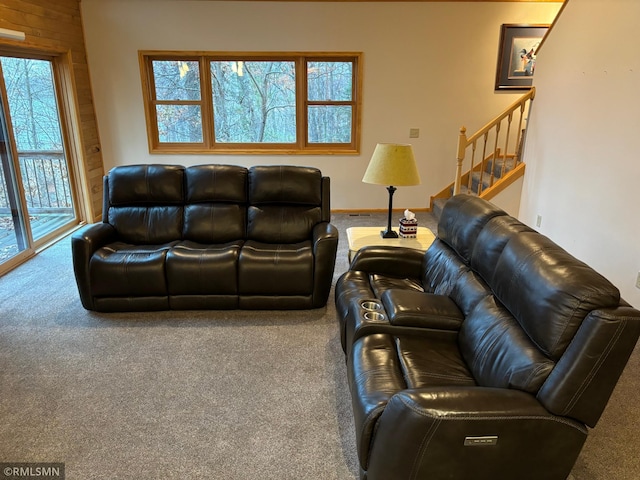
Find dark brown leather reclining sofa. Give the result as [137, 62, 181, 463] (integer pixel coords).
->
[72, 164, 338, 312]
[335, 194, 640, 480]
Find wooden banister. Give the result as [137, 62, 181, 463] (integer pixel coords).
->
[454, 126, 467, 196]
[453, 88, 535, 195]
[465, 88, 535, 145]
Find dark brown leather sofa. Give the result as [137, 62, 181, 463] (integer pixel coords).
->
[72, 164, 338, 312]
[335, 194, 640, 480]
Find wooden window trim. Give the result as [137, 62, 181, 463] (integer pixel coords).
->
[139, 51, 362, 155]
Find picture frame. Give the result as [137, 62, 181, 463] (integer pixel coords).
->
[495, 24, 549, 90]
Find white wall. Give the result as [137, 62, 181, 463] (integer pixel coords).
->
[81, 0, 561, 211]
[490, 175, 523, 216]
[520, 0, 640, 306]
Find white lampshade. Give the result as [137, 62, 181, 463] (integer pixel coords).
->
[362, 143, 421, 186]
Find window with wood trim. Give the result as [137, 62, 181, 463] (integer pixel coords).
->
[139, 52, 362, 154]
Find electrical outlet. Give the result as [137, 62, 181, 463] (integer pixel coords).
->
[536, 215, 542, 228]
[409, 128, 420, 138]
[636, 272, 640, 290]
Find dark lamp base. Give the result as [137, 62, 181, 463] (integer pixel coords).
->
[381, 185, 399, 239]
[381, 229, 399, 239]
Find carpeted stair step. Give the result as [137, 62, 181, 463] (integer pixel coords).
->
[432, 158, 518, 220]
[470, 172, 491, 193]
[485, 157, 517, 179]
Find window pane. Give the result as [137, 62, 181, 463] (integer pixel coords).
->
[156, 105, 203, 142]
[307, 62, 352, 101]
[308, 106, 352, 143]
[1, 57, 63, 150]
[210, 61, 296, 143]
[152, 60, 201, 101]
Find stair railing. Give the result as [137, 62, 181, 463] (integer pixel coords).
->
[454, 87, 536, 195]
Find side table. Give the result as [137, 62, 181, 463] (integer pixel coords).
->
[346, 226, 436, 262]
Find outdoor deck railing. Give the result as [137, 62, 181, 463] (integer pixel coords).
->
[0, 150, 73, 214]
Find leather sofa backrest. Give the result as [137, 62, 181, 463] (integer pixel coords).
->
[437, 194, 507, 264]
[183, 165, 248, 243]
[422, 240, 491, 317]
[469, 215, 535, 286]
[106, 164, 184, 244]
[247, 165, 324, 243]
[446, 195, 633, 426]
[466, 230, 626, 426]
[436, 197, 554, 393]
[427, 195, 506, 317]
[491, 232, 620, 360]
[103, 164, 330, 245]
[459, 295, 556, 393]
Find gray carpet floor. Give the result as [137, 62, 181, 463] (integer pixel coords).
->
[0, 212, 639, 479]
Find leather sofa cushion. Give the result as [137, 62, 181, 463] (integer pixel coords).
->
[437, 194, 506, 264]
[107, 164, 185, 244]
[422, 240, 491, 316]
[349, 332, 475, 470]
[247, 165, 323, 243]
[108, 206, 183, 244]
[448, 269, 492, 318]
[381, 290, 463, 330]
[166, 240, 243, 295]
[182, 165, 248, 243]
[238, 240, 314, 295]
[89, 242, 174, 296]
[249, 165, 322, 205]
[247, 205, 321, 243]
[493, 232, 620, 360]
[108, 164, 184, 205]
[422, 240, 469, 293]
[184, 204, 246, 243]
[185, 164, 247, 203]
[459, 296, 555, 393]
[395, 333, 476, 388]
[470, 215, 534, 285]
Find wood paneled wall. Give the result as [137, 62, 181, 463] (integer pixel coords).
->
[0, 0, 104, 221]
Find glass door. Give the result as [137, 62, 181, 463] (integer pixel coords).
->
[0, 55, 77, 273]
[0, 89, 31, 268]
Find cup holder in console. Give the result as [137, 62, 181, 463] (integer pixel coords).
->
[363, 311, 385, 321]
[361, 301, 382, 311]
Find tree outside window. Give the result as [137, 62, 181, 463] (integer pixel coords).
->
[140, 52, 361, 154]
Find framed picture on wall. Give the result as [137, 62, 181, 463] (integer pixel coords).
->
[495, 24, 549, 90]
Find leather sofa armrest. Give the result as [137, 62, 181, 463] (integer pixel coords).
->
[311, 222, 339, 307]
[349, 246, 424, 279]
[537, 306, 640, 427]
[365, 387, 587, 480]
[72, 222, 117, 257]
[71, 222, 117, 310]
[312, 221, 338, 249]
